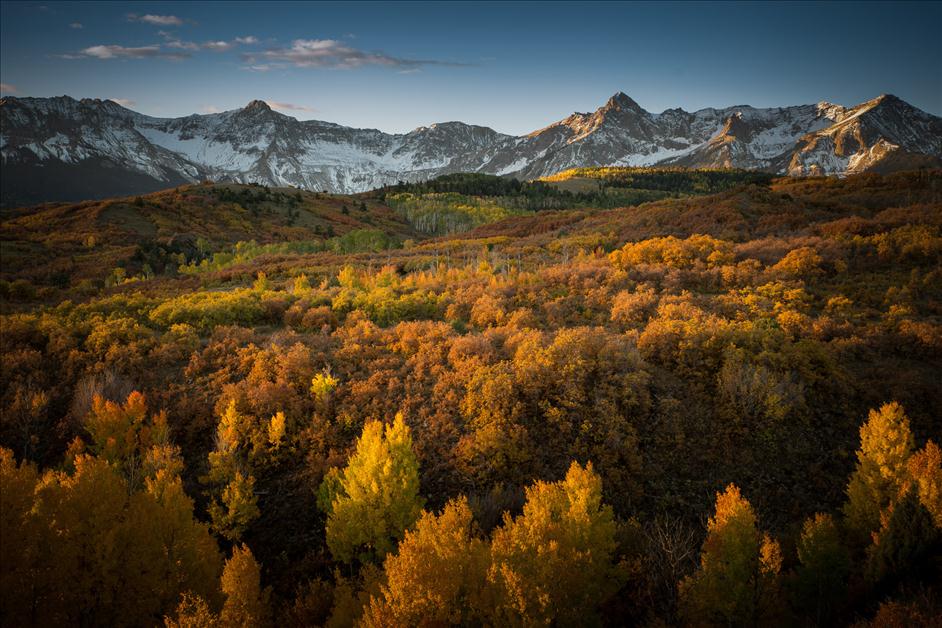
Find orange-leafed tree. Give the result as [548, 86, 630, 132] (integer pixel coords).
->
[362, 497, 488, 626]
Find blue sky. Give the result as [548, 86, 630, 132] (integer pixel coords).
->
[1, 1, 940, 134]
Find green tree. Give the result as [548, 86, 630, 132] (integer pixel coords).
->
[322, 413, 424, 563]
[208, 471, 260, 541]
[486, 461, 622, 626]
[866, 486, 940, 586]
[679, 484, 782, 627]
[843, 402, 915, 542]
[793, 513, 849, 626]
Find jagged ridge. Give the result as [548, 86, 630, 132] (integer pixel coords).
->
[2, 91, 940, 205]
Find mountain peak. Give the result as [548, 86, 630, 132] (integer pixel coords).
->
[604, 91, 645, 114]
[244, 99, 272, 112]
[3, 92, 939, 204]
[860, 93, 906, 111]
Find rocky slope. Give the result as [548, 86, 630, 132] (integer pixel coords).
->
[2, 92, 940, 205]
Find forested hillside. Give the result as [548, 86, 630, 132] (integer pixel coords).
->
[2, 169, 941, 626]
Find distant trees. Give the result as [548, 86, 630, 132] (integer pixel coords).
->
[543, 166, 774, 194]
[386, 192, 529, 236]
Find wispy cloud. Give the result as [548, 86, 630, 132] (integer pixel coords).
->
[69, 22, 83, 29]
[200, 104, 222, 114]
[128, 13, 183, 26]
[266, 101, 317, 113]
[74, 44, 189, 61]
[109, 98, 136, 107]
[157, 30, 198, 51]
[247, 39, 469, 70]
[203, 40, 234, 52]
[0, 83, 17, 94]
[203, 36, 261, 51]
[166, 40, 200, 51]
[157, 33, 259, 53]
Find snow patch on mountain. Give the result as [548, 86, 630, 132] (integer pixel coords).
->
[2, 92, 940, 204]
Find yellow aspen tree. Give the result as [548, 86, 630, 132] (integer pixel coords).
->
[362, 497, 488, 626]
[33, 455, 129, 626]
[906, 440, 942, 528]
[268, 411, 286, 448]
[324, 413, 423, 564]
[0, 448, 41, 626]
[209, 471, 260, 541]
[164, 592, 220, 628]
[205, 400, 259, 540]
[220, 544, 272, 628]
[843, 402, 915, 542]
[486, 461, 622, 626]
[679, 484, 782, 627]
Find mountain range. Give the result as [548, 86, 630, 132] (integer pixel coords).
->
[2, 91, 941, 205]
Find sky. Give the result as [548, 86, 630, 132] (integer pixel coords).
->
[1, 1, 940, 135]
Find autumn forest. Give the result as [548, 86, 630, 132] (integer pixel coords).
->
[1, 168, 941, 626]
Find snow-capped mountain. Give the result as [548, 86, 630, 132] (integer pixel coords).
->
[2, 92, 940, 205]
